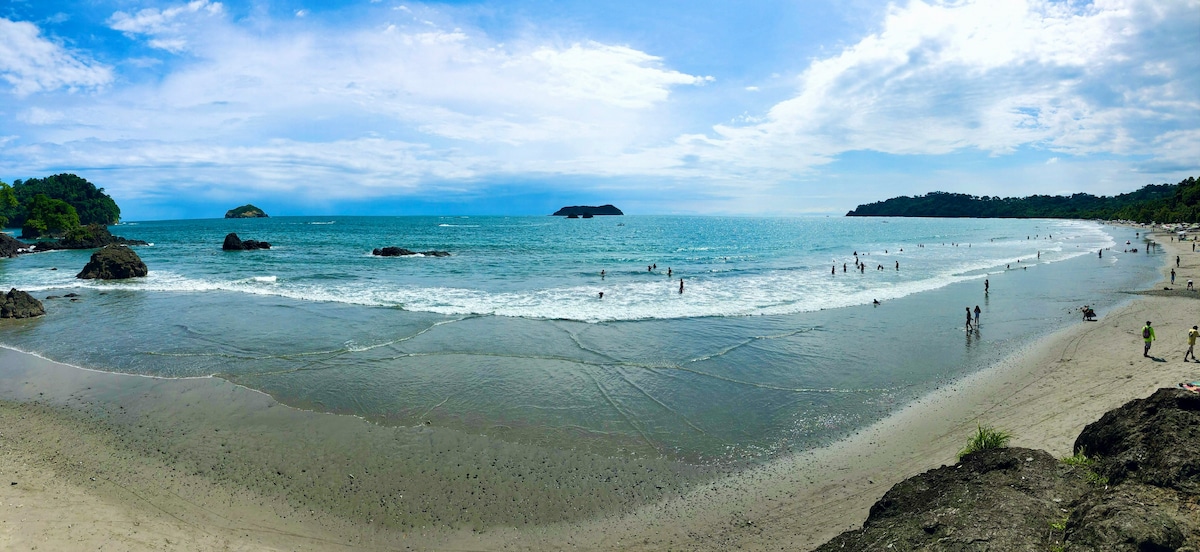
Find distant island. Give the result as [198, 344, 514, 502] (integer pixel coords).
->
[551, 205, 624, 217]
[846, 176, 1199, 223]
[225, 204, 268, 218]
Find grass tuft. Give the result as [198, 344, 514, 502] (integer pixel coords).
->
[957, 424, 1012, 459]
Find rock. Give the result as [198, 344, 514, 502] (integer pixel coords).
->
[76, 245, 148, 279]
[1, 289, 45, 318]
[224, 204, 268, 218]
[0, 233, 23, 258]
[551, 205, 624, 216]
[1075, 387, 1200, 493]
[817, 388, 1200, 551]
[222, 233, 271, 250]
[12, 224, 146, 252]
[372, 247, 449, 257]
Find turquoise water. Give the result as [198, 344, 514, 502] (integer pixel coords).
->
[0, 216, 1161, 463]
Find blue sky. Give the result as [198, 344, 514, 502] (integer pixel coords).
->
[1, 0, 1197, 220]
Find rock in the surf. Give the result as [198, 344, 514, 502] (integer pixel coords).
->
[223, 233, 271, 250]
[76, 245, 148, 279]
[0, 233, 23, 258]
[372, 247, 450, 257]
[1, 288, 45, 318]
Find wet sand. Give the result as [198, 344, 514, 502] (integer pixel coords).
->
[3, 229, 1198, 551]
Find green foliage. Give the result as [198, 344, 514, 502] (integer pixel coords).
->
[0, 181, 17, 228]
[6, 173, 120, 228]
[1061, 450, 1108, 486]
[957, 424, 1012, 459]
[21, 194, 81, 238]
[847, 176, 1200, 222]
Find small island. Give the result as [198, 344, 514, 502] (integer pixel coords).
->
[551, 205, 623, 217]
[225, 204, 269, 218]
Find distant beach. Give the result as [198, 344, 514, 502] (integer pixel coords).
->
[1, 218, 1188, 550]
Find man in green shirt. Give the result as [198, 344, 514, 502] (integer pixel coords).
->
[1142, 321, 1156, 357]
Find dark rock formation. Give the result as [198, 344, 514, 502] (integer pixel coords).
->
[816, 388, 1200, 552]
[1, 289, 45, 318]
[552, 205, 624, 216]
[372, 247, 450, 257]
[27, 224, 148, 251]
[224, 204, 268, 218]
[223, 233, 271, 250]
[76, 245, 148, 280]
[0, 233, 22, 258]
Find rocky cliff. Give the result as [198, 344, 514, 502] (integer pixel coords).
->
[816, 388, 1200, 551]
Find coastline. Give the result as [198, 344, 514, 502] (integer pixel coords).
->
[2, 229, 1196, 550]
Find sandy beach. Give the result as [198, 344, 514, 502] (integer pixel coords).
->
[3, 228, 1198, 551]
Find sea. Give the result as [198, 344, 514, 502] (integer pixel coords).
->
[0, 216, 1162, 465]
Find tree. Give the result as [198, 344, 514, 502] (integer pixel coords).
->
[21, 194, 81, 238]
[0, 181, 17, 228]
[8, 174, 119, 228]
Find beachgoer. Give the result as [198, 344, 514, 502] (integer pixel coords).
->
[1171, 268, 1176, 285]
[1099, 250, 1102, 258]
[1142, 321, 1156, 357]
[601, 269, 606, 279]
[895, 261, 899, 271]
[873, 299, 880, 306]
[653, 264, 657, 270]
[1177, 256, 1181, 267]
[985, 279, 989, 293]
[598, 292, 604, 299]
[966, 307, 973, 330]
[1186, 325, 1199, 362]
[843, 263, 847, 273]
[832, 265, 836, 275]
[679, 279, 684, 294]
[973, 305, 981, 325]
[1189, 279, 1194, 290]
[667, 268, 672, 277]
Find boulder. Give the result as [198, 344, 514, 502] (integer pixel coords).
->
[1, 288, 45, 318]
[0, 233, 22, 258]
[223, 233, 271, 250]
[1075, 387, 1200, 493]
[372, 247, 450, 257]
[76, 245, 148, 279]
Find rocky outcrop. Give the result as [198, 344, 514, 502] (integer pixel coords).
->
[551, 205, 624, 216]
[27, 224, 148, 251]
[224, 204, 268, 218]
[0, 233, 22, 258]
[223, 233, 271, 250]
[1, 288, 45, 318]
[76, 245, 148, 280]
[372, 247, 450, 257]
[816, 388, 1200, 552]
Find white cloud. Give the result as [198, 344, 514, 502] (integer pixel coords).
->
[0, 18, 113, 96]
[19, 107, 65, 125]
[296, 10, 309, 18]
[108, 0, 225, 52]
[682, 0, 1199, 182]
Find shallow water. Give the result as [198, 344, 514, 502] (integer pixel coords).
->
[0, 217, 1162, 463]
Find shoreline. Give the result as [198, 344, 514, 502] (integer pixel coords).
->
[2, 229, 1196, 550]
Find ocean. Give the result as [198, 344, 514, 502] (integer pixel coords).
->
[0, 216, 1162, 464]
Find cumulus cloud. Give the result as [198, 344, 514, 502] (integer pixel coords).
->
[688, 0, 1199, 181]
[108, 0, 224, 52]
[0, 18, 113, 96]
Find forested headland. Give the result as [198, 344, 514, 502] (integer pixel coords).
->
[0, 174, 122, 238]
[847, 176, 1200, 223]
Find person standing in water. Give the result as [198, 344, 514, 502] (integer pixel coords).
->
[966, 307, 974, 331]
[679, 279, 684, 294]
[985, 279, 989, 293]
[973, 305, 981, 325]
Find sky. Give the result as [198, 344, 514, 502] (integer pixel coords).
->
[1, 0, 1198, 220]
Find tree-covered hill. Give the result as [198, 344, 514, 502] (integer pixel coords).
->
[1, 172, 120, 228]
[846, 176, 1199, 223]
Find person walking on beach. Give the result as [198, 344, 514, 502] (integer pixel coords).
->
[1187, 326, 1199, 362]
[1142, 321, 1156, 357]
[1172, 269, 1176, 285]
[1177, 256, 1181, 267]
[973, 305, 981, 326]
[966, 307, 974, 331]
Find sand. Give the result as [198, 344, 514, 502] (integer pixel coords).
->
[3, 228, 1198, 551]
